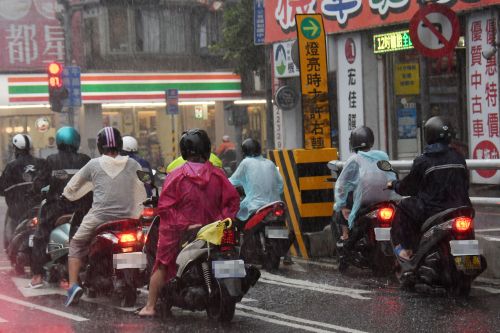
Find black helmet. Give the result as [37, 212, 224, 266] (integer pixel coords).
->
[241, 138, 262, 157]
[180, 128, 211, 161]
[56, 127, 81, 152]
[349, 126, 374, 152]
[424, 116, 452, 145]
[97, 127, 123, 155]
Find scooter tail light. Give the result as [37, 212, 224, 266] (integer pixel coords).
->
[30, 217, 38, 228]
[453, 217, 473, 233]
[378, 207, 395, 222]
[273, 206, 285, 217]
[220, 228, 236, 252]
[118, 233, 137, 244]
[141, 207, 155, 218]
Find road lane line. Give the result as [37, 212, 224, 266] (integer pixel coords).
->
[0, 316, 7, 323]
[260, 272, 372, 299]
[0, 294, 88, 322]
[237, 304, 368, 333]
[236, 310, 334, 333]
[472, 286, 500, 294]
[292, 257, 338, 269]
[476, 228, 500, 233]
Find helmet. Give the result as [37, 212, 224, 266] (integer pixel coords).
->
[12, 134, 32, 151]
[241, 138, 261, 157]
[222, 135, 230, 142]
[55, 127, 81, 152]
[180, 129, 211, 161]
[97, 127, 123, 154]
[349, 126, 374, 152]
[122, 136, 139, 153]
[424, 116, 452, 145]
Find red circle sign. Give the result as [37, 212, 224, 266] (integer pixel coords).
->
[473, 140, 499, 178]
[345, 38, 356, 64]
[409, 4, 460, 58]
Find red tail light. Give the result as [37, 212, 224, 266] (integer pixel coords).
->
[220, 228, 236, 251]
[141, 207, 155, 218]
[378, 207, 394, 222]
[274, 206, 285, 217]
[118, 233, 137, 244]
[30, 217, 39, 228]
[453, 217, 473, 233]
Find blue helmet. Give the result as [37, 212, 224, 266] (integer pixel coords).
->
[56, 127, 81, 152]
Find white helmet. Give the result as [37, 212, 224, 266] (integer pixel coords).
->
[122, 136, 138, 152]
[12, 134, 33, 151]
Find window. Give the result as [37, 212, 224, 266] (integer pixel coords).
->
[107, 6, 130, 52]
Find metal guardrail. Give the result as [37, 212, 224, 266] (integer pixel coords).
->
[327, 159, 500, 207]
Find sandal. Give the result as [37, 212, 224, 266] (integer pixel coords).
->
[26, 281, 44, 289]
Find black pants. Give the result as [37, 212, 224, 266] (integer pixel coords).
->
[31, 194, 91, 275]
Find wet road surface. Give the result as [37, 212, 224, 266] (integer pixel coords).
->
[1, 200, 500, 333]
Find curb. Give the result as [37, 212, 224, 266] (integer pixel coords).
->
[477, 234, 500, 279]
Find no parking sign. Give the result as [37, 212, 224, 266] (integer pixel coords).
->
[409, 4, 460, 58]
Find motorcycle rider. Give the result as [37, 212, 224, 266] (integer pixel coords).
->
[333, 126, 396, 246]
[166, 151, 222, 173]
[120, 135, 153, 196]
[29, 127, 91, 288]
[62, 127, 147, 306]
[0, 134, 48, 250]
[228, 138, 284, 223]
[389, 116, 471, 261]
[138, 128, 239, 317]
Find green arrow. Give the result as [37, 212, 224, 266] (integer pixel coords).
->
[300, 17, 321, 40]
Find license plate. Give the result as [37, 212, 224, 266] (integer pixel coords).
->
[265, 227, 289, 239]
[374, 227, 391, 241]
[28, 235, 34, 248]
[113, 252, 147, 269]
[454, 255, 482, 271]
[212, 260, 246, 278]
[449, 240, 481, 256]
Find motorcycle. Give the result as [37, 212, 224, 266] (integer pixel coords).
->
[81, 216, 147, 307]
[238, 201, 294, 270]
[137, 170, 260, 322]
[377, 160, 487, 296]
[328, 160, 396, 275]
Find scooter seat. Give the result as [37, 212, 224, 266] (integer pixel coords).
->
[94, 218, 141, 235]
[54, 214, 73, 227]
[420, 206, 474, 232]
[255, 201, 284, 214]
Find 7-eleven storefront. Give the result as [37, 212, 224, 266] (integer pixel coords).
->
[0, 73, 242, 169]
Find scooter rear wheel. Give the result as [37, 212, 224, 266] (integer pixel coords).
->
[206, 279, 236, 322]
[117, 287, 137, 308]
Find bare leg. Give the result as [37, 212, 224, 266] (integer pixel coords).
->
[68, 257, 82, 286]
[139, 265, 167, 316]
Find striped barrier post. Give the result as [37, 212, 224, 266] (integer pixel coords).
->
[269, 148, 338, 258]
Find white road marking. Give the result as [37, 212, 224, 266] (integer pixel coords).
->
[236, 310, 334, 333]
[260, 271, 372, 300]
[481, 236, 500, 242]
[12, 277, 66, 298]
[472, 286, 500, 294]
[476, 228, 500, 233]
[0, 316, 7, 323]
[237, 304, 368, 333]
[0, 266, 11, 271]
[292, 257, 338, 269]
[0, 294, 88, 322]
[241, 297, 258, 302]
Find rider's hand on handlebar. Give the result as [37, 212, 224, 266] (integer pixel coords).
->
[386, 181, 394, 190]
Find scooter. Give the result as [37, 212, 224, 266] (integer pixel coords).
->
[238, 201, 294, 270]
[7, 205, 40, 274]
[137, 170, 260, 322]
[328, 160, 396, 275]
[81, 217, 147, 307]
[378, 160, 487, 296]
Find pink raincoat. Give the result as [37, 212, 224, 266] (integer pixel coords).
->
[155, 161, 240, 280]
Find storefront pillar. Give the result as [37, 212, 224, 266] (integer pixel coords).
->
[79, 104, 102, 158]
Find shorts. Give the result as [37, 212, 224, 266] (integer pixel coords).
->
[68, 214, 104, 259]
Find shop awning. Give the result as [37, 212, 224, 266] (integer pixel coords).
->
[3, 72, 242, 105]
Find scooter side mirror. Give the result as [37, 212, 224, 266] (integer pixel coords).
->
[377, 160, 394, 172]
[137, 170, 153, 185]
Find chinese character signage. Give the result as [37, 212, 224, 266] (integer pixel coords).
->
[266, 0, 500, 44]
[296, 14, 331, 150]
[273, 40, 300, 78]
[0, 1, 68, 71]
[374, 30, 413, 54]
[467, 12, 500, 184]
[394, 62, 420, 95]
[337, 33, 363, 160]
[397, 108, 417, 139]
[62, 66, 82, 107]
[254, 0, 265, 45]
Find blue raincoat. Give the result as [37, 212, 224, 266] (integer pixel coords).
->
[229, 156, 284, 221]
[334, 150, 398, 229]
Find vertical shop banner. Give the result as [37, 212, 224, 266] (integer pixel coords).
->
[296, 14, 331, 150]
[0, 1, 65, 70]
[273, 40, 300, 78]
[254, 0, 265, 45]
[273, 104, 284, 149]
[467, 12, 500, 184]
[337, 33, 364, 160]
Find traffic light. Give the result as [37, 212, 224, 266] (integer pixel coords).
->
[47, 62, 68, 112]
